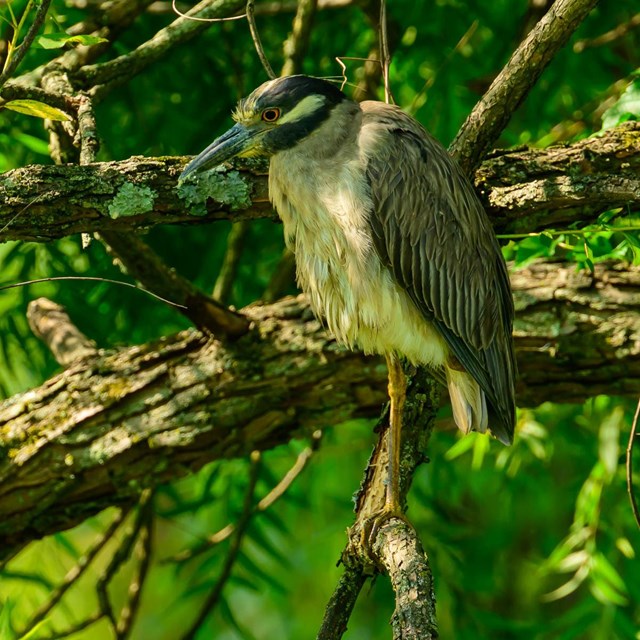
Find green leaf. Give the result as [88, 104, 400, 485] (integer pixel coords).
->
[0, 600, 15, 640]
[601, 79, 640, 130]
[591, 552, 628, 597]
[3, 100, 70, 121]
[33, 33, 108, 50]
[598, 406, 623, 480]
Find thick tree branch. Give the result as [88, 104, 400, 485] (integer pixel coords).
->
[1, 260, 639, 558]
[1, 122, 637, 243]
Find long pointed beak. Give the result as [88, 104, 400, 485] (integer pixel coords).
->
[179, 123, 254, 182]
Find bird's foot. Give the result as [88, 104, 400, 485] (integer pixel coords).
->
[361, 505, 414, 560]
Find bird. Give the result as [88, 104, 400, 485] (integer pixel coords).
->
[180, 75, 517, 521]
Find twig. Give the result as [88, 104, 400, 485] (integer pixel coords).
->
[212, 220, 250, 304]
[167, 433, 320, 563]
[574, 12, 640, 52]
[320, 372, 440, 637]
[171, 0, 246, 22]
[0, 0, 53, 89]
[449, 0, 600, 174]
[97, 491, 154, 630]
[374, 519, 438, 640]
[246, 0, 276, 79]
[115, 500, 155, 639]
[76, 93, 100, 164]
[316, 566, 367, 640]
[17, 509, 127, 638]
[179, 452, 262, 640]
[76, 0, 247, 91]
[281, 0, 318, 76]
[0, 277, 188, 310]
[408, 19, 479, 116]
[626, 398, 640, 530]
[379, 0, 392, 104]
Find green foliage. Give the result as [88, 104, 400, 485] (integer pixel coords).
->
[2, 98, 69, 120]
[1, 1, 640, 639]
[602, 76, 640, 130]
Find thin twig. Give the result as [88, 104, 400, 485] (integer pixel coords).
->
[167, 433, 320, 563]
[96, 491, 154, 630]
[246, 0, 276, 79]
[179, 452, 262, 640]
[99, 230, 251, 337]
[0, 276, 187, 309]
[76, 93, 100, 165]
[379, 0, 392, 104]
[116, 498, 155, 639]
[574, 12, 640, 52]
[0, 0, 53, 89]
[171, 0, 246, 22]
[408, 19, 479, 115]
[626, 398, 640, 530]
[18, 509, 127, 638]
[281, 0, 318, 76]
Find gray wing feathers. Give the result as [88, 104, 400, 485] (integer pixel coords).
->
[361, 102, 516, 441]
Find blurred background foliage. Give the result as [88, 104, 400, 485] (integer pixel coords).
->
[0, 0, 640, 638]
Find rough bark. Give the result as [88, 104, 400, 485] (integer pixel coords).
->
[1, 260, 639, 559]
[0, 122, 638, 242]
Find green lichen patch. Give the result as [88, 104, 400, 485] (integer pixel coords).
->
[108, 182, 157, 219]
[178, 167, 252, 216]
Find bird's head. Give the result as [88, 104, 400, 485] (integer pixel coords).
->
[180, 75, 347, 181]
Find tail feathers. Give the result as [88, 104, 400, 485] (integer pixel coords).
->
[446, 367, 488, 436]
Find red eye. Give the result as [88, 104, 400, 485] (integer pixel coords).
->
[261, 108, 281, 122]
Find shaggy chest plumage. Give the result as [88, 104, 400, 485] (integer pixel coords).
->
[268, 113, 448, 368]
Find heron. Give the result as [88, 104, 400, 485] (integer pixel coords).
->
[180, 75, 516, 525]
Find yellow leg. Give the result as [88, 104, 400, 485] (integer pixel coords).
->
[385, 353, 406, 513]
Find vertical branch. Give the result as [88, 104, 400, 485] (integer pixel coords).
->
[116, 497, 155, 639]
[379, 0, 392, 104]
[626, 398, 640, 530]
[212, 220, 250, 304]
[281, 0, 318, 76]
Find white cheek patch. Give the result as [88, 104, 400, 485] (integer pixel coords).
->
[278, 95, 326, 125]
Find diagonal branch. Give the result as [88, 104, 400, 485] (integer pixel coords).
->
[450, 0, 600, 173]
